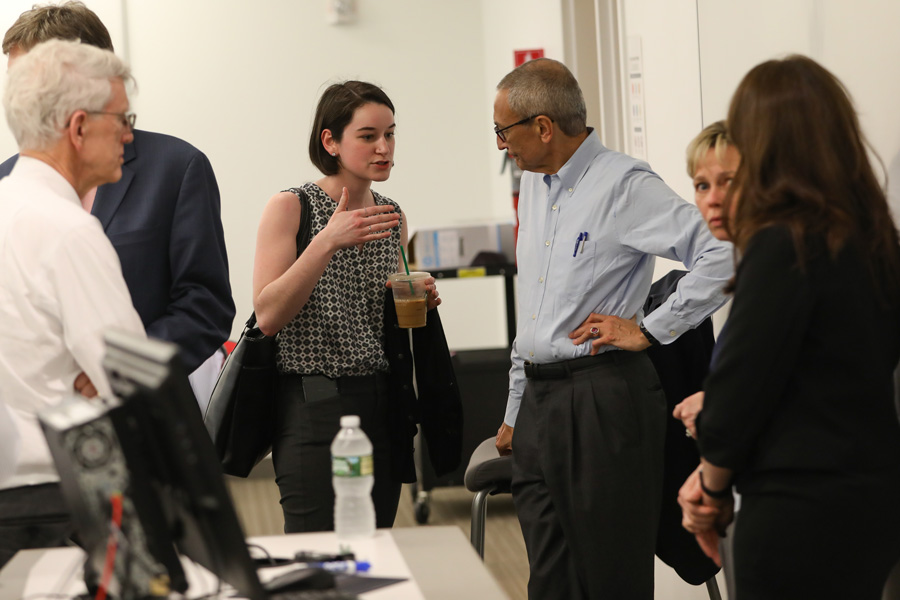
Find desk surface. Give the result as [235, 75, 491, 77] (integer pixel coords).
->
[0, 526, 506, 600]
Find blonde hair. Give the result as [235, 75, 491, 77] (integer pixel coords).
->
[685, 120, 731, 178]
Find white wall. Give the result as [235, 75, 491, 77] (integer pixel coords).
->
[621, 0, 900, 338]
[130, 0, 502, 345]
[427, 0, 566, 350]
[1, 2, 893, 341]
[618, 0, 707, 309]
[623, 0, 900, 217]
[481, 0, 565, 219]
[619, 2, 726, 597]
[0, 0, 515, 347]
[620, 0, 702, 202]
[697, 0, 900, 227]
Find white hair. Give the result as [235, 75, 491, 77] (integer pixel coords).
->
[3, 38, 131, 151]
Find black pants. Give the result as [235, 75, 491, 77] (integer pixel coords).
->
[733, 474, 900, 600]
[0, 483, 75, 568]
[272, 372, 401, 534]
[511, 351, 667, 600]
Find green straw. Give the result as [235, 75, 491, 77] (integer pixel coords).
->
[400, 246, 411, 275]
[399, 247, 415, 294]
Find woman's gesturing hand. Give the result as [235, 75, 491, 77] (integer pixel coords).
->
[324, 187, 400, 250]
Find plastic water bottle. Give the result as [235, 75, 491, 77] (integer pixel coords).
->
[331, 415, 375, 539]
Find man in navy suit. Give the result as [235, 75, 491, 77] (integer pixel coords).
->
[1, 2, 234, 395]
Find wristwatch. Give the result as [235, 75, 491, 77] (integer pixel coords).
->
[638, 322, 661, 347]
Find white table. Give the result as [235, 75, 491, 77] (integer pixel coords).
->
[0, 526, 507, 599]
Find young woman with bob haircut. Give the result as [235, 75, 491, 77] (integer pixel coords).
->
[252, 81, 444, 533]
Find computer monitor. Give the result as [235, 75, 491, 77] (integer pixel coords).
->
[40, 330, 267, 599]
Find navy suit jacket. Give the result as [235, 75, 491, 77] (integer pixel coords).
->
[0, 130, 235, 371]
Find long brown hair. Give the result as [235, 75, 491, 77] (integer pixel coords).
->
[724, 55, 900, 302]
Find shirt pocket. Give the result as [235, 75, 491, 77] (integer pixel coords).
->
[563, 240, 597, 299]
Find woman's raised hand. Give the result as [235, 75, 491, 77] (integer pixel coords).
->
[324, 187, 400, 250]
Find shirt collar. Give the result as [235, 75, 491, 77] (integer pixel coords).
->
[11, 155, 82, 208]
[548, 127, 605, 192]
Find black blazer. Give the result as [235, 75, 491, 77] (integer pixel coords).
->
[383, 289, 463, 483]
[643, 270, 720, 585]
[700, 227, 900, 483]
[0, 130, 235, 371]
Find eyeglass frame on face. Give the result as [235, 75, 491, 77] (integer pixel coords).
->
[84, 111, 137, 130]
[494, 114, 539, 143]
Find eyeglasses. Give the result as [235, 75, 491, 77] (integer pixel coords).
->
[86, 111, 137, 130]
[494, 114, 539, 142]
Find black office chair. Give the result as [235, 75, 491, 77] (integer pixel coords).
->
[463, 437, 512, 559]
[463, 436, 724, 599]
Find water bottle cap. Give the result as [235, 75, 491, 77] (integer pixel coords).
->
[340, 415, 361, 428]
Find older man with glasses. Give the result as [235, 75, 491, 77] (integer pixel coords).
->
[0, 38, 145, 567]
[492, 58, 733, 599]
[0, 2, 234, 410]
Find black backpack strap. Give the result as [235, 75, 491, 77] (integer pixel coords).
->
[283, 187, 313, 256]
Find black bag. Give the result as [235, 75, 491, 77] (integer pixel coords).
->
[204, 313, 277, 476]
[204, 188, 312, 477]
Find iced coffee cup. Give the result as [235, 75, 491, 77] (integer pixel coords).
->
[388, 271, 430, 328]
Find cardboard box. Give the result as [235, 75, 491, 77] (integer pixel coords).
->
[410, 223, 515, 270]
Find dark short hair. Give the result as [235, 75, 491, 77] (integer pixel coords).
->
[3, 1, 113, 54]
[308, 81, 395, 176]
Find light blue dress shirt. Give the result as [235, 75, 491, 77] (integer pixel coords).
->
[505, 130, 732, 426]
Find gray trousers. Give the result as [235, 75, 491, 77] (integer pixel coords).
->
[511, 351, 667, 599]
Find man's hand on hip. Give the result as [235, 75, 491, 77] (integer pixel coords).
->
[569, 313, 651, 353]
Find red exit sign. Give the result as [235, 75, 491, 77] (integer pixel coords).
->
[514, 49, 544, 67]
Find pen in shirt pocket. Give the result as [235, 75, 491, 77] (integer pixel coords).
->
[572, 232, 588, 257]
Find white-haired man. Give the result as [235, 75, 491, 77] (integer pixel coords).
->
[0, 38, 144, 567]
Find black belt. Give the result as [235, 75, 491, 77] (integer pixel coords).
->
[280, 372, 388, 401]
[524, 351, 621, 380]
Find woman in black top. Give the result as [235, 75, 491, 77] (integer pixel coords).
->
[679, 56, 900, 599]
[253, 81, 441, 533]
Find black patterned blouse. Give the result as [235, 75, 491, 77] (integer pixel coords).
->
[276, 182, 402, 377]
